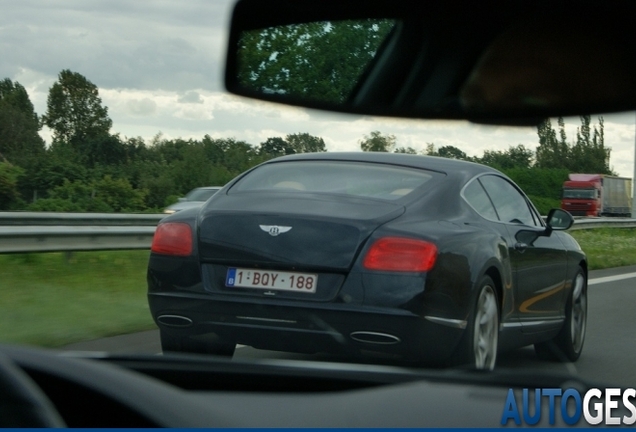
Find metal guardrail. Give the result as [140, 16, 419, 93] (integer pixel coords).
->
[568, 217, 636, 230]
[0, 212, 634, 254]
[0, 226, 157, 254]
[0, 212, 164, 254]
[0, 212, 164, 226]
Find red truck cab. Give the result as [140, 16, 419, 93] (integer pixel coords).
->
[562, 174, 632, 217]
[561, 174, 602, 217]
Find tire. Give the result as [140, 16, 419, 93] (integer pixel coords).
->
[451, 276, 499, 370]
[534, 266, 587, 362]
[160, 331, 236, 357]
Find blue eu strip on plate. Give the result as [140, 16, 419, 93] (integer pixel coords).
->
[226, 268, 236, 287]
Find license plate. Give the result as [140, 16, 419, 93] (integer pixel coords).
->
[226, 268, 318, 293]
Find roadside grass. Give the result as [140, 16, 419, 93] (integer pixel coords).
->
[0, 229, 634, 348]
[0, 250, 155, 348]
[569, 228, 636, 270]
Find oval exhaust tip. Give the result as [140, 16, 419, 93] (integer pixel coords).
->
[350, 331, 401, 345]
[157, 315, 193, 328]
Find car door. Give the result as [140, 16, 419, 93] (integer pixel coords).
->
[478, 175, 568, 334]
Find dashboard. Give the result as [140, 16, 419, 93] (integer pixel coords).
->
[0, 344, 597, 427]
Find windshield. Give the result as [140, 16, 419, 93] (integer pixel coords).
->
[563, 189, 597, 199]
[2, 0, 636, 412]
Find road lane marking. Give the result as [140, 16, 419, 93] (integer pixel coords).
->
[589, 272, 636, 286]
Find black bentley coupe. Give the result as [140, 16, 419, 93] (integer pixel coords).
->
[147, 152, 586, 370]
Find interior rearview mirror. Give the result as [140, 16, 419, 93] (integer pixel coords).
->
[225, 0, 636, 124]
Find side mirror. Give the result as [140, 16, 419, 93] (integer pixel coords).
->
[515, 208, 574, 247]
[546, 208, 574, 231]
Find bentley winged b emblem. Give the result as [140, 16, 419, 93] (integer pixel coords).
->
[259, 225, 292, 237]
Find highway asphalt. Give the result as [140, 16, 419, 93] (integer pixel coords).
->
[62, 265, 636, 386]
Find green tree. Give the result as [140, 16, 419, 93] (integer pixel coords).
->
[557, 116, 568, 149]
[42, 70, 112, 155]
[360, 130, 396, 152]
[137, 164, 179, 210]
[238, 20, 394, 103]
[394, 147, 418, 154]
[27, 179, 110, 212]
[503, 168, 569, 200]
[93, 176, 147, 212]
[17, 154, 87, 203]
[259, 137, 295, 156]
[285, 133, 326, 153]
[536, 116, 611, 174]
[170, 145, 232, 194]
[535, 118, 567, 169]
[84, 134, 127, 168]
[437, 146, 469, 160]
[568, 115, 612, 173]
[425, 143, 471, 160]
[0, 161, 24, 209]
[480, 145, 533, 170]
[27, 176, 148, 213]
[0, 79, 45, 167]
[200, 135, 226, 164]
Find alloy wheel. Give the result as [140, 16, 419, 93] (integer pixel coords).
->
[570, 273, 587, 354]
[473, 285, 498, 370]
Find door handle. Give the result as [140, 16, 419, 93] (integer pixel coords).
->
[514, 242, 528, 252]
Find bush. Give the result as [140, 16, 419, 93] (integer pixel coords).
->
[503, 168, 569, 201]
[27, 198, 85, 212]
[93, 175, 147, 212]
[164, 195, 180, 207]
[527, 195, 561, 216]
[26, 176, 148, 212]
[0, 162, 24, 210]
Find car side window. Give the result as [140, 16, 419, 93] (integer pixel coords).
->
[463, 179, 499, 220]
[479, 175, 537, 226]
[528, 202, 545, 227]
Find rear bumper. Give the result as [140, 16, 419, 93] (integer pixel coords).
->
[148, 292, 465, 364]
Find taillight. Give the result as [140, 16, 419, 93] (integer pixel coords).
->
[151, 222, 193, 256]
[363, 237, 437, 272]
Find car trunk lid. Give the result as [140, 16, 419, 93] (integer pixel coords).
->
[197, 192, 405, 271]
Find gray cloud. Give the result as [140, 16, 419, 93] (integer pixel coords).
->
[177, 91, 204, 104]
[126, 98, 158, 116]
[0, 0, 230, 92]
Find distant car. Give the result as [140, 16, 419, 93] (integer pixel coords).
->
[163, 187, 222, 214]
[148, 152, 587, 370]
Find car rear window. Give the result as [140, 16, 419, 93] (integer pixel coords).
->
[230, 161, 434, 200]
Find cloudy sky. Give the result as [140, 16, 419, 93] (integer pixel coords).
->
[2, 0, 635, 176]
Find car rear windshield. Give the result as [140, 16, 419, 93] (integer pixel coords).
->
[230, 161, 434, 200]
